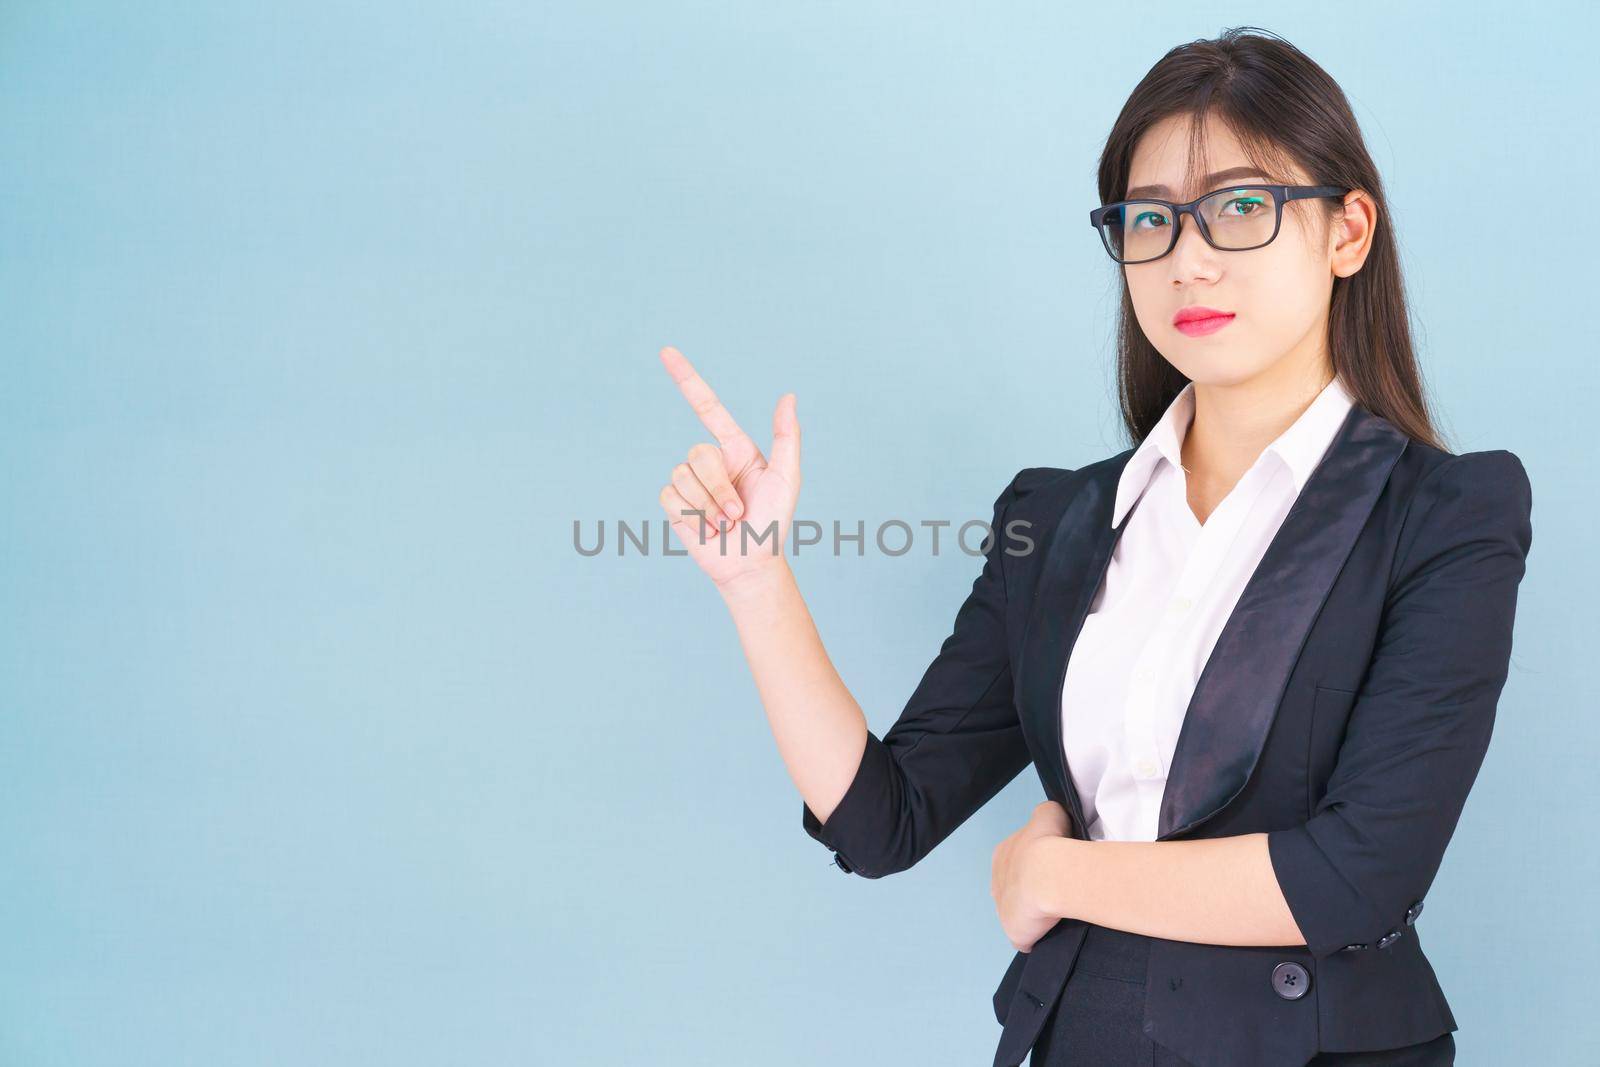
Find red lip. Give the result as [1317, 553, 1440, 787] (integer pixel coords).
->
[1177, 307, 1235, 335]
[1177, 303, 1235, 326]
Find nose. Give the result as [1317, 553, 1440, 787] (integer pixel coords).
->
[1166, 207, 1219, 278]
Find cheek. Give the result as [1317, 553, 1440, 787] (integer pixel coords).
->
[1232, 278, 1327, 360]
[1125, 273, 1165, 327]
[1249, 242, 1321, 305]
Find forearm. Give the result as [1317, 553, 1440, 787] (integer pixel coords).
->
[1031, 833, 1306, 947]
[716, 560, 867, 827]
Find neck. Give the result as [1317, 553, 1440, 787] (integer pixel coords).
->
[1182, 357, 1333, 489]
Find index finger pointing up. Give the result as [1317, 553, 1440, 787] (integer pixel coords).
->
[659, 346, 753, 449]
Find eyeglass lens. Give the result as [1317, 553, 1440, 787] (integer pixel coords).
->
[1100, 186, 1279, 263]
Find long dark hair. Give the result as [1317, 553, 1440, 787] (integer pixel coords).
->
[1098, 26, 1448, 453]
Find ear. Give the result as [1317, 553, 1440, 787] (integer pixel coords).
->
[1330, 190, 1378, 278]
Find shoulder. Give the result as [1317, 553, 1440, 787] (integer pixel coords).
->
[984, 466, 1074, 531]
[1403, 439, 1529, 491]
[983, 466, 1068, 519]
[1393, 444, 1534, 580]
[1010, 465, 1076, 499]
[1402, 444, 1531, 521]
[997, 450, 1136, 513]
[982, 452, 1137, 550]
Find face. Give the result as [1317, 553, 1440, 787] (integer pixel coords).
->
[1119, 111, 1373, 390]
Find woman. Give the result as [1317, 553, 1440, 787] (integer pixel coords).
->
[654, 27, 1531, 1067]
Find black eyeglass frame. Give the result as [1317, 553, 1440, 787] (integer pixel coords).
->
[1087, 184, 1352, 264]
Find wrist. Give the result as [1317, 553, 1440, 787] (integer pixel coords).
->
[715, 559, 794, 607]
[1029, 836, 1082, 921]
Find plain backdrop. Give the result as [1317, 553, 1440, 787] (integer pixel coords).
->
[2, 2, 1594, 1064]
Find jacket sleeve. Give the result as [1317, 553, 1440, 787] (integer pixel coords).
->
[1266, 449, 1534, 959]
[800, 468, 1041, 878]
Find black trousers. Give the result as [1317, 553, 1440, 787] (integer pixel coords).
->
[1029, 925, 1456, 1067]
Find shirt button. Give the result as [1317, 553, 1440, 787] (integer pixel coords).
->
[1135, 756, 1159, 778]
[1167, 595, 1193, 616]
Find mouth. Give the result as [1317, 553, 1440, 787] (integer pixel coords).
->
[1173, 311, 1236, 337]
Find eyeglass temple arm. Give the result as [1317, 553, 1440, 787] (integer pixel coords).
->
[1283, 185, 1351, 202]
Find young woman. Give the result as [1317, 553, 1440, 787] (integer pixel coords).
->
[655, 27, 1531, 1067]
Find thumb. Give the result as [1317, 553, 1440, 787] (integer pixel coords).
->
[1030, 800, 1070, 834]
[769, 392, 801, 485]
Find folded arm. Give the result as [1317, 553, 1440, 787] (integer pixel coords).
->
[1029, 832, 1300, 945]
[1032, 451, 1534, 954]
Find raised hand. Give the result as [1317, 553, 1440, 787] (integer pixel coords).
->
[656, 345, 801, 589]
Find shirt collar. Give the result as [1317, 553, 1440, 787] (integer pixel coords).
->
[1110, 374, 1355, 528]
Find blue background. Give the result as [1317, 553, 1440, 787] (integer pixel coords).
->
[2, 2, 1593, 1063]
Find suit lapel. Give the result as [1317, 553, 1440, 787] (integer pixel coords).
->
[1016, 459, 1131, 838]
[1156, 403, 1407, 838]
[1016, 404, 1409, 841]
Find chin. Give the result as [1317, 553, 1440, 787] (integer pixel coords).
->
[1176, 361, 1266, 388]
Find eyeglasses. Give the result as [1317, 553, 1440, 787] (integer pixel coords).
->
[1088, 184, 1351, 264]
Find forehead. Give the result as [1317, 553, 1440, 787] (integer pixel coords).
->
[1125, 113, 1297, 200]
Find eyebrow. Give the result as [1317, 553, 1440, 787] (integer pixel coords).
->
[1124, 167, 1280, 200]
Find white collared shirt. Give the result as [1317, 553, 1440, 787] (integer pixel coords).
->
[1061, 375, 1356, 841]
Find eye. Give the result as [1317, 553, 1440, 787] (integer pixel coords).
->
[1220, 195, 1267, 217]
[1131, 210, 1169, 230]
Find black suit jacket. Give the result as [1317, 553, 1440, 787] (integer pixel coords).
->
[800, 401, 1533, 1067]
